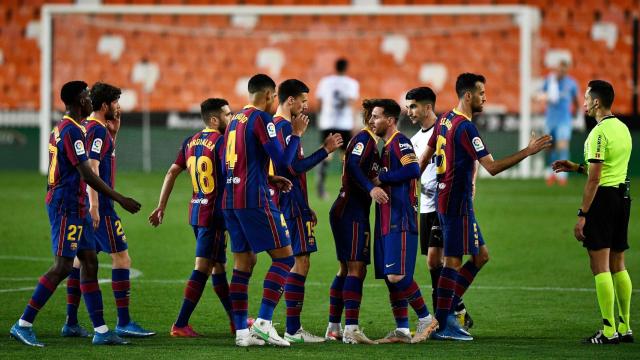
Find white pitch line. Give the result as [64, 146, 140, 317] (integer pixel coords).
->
[2, 256, 638, 295]
[0, 255, 142, 293]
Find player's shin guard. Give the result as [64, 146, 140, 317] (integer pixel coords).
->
[451, 261, 479, 313]
[112, 269, 131, 327]
[595, 272, 617, 338]
[284, 272, 306, 334]
[175, 270, 207, 328]
[80, 280, 106, 328]
[435, 267, 458, 326]
[65, 267, 81, 326]
[328, 275, 346, 324]
[395, 276, 430, 319]
[612, 270, 632, 334]
[258, 256, 294, 321]
[230, 269, 251, 331]
[21, 276, 57, 324]
[211, 273, 233, 321]
[343, 275, 364, 326]
[385, 280, 409, 329]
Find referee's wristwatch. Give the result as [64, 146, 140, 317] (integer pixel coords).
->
[577, 209, 588, 217]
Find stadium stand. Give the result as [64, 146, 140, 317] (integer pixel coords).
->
[0, 0, 637, 113]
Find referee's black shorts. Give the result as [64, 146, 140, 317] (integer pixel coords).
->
[583, 185, 631, 252]
[419, 212, 443, 255]
[321, 129, 351, 151]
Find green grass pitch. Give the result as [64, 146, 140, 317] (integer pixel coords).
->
[0, 171, 638, 359]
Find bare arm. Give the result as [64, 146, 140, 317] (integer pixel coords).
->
[419, 145, 435, 174]
[76, 161, 141, 213]
[148, 164, 183, 227]
[87, 159, 101, 229]
[574, 162, 602, 241]
[580, 163, 602, 213]
[478, 133, 552, 176]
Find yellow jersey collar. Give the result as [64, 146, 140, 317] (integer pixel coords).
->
[452, 107, 472, 121]
[63, 115, 86, 131]
[364, 127, 378, 141]
[273, 111, 290, 121]
[202, 127, 220, 133]
[86, 116, 106, 127]
[384, 130, 400, 146]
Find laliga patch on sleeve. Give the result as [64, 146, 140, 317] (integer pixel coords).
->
[267, 122, 277, 138]
[74, 139, 86, 155]
[352, 142, 364, 155]
[91, 138, 103, 153]
[472, 137, 485, 152]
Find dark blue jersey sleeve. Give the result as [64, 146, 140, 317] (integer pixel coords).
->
[290, 147, 328, 175]
[347, 136, 375, 193]
[379, 138, 420, 183]
[86, 125, 108, 162]
[256, 114, 300, 169]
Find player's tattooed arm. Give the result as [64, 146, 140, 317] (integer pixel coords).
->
[76, 161, 141, 214]
[149, 164, 183, 227]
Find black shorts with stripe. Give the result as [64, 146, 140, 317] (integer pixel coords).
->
[419, 212, 443, 255]
[583, 185, 631, 252]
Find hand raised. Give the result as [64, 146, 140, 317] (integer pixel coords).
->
[291, 114, 309, 136]
[527, 131, 553, 156]
[323, 133, 344, 153]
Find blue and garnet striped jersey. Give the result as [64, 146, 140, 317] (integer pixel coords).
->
[428, 108, 490, 215]
[46, 115, 88, 217]
[331, 128, 379, 221]
[222, 105, 300, 210]
[174, 128, 225, 227]
[271, 114, 328, 219]
[376, 131, 420, 236]
[84, 118, 117, 213]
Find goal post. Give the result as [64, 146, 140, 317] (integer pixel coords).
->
[39, 4, 539, 176]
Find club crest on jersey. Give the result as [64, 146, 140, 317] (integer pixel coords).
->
[74, 140, 86, 155]
[352, 142, 364, 155]
[472, 137, 485, 151]
[267, 123, 277, 138]
[91, 138, 103, 153]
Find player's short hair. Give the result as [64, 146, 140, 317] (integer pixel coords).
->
[277, 79, 309, 103]
[587, 80, 615, 109]
[372, 98, 401, 122]
[336, 58, 348, 73]
[90, 82, 121, 111]
[405, 87, 436, 107]
[248, 74, 276, 94]
[200, 98, 229, 121]
[455, 73, 486, 98]
[61, 80, 88, 106]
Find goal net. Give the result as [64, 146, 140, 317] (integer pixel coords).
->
[40, 5, 541, 177]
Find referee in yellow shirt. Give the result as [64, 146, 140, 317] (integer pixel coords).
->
[552, 80, 633, 344]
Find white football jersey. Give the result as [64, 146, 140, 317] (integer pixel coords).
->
[316, 74, 359, 131]
[411, 125, 437, 213]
